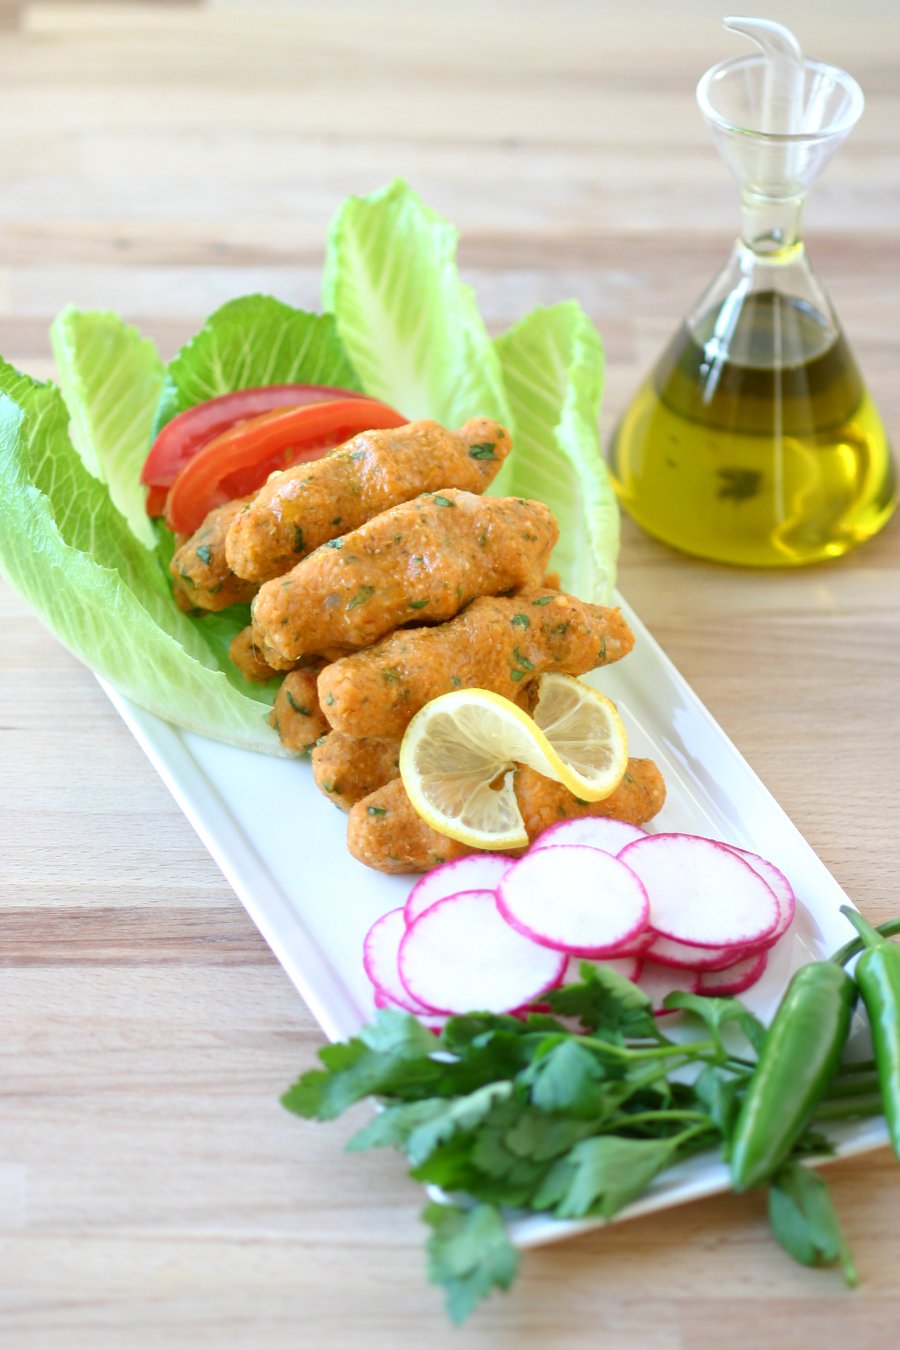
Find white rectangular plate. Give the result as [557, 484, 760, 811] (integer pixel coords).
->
[100, 592, 888, 1248]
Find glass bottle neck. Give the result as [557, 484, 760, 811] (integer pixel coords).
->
[739, 189, 805, 256]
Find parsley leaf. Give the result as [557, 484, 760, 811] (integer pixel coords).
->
[535, 1136, 677, 1218]
[525, 1039, 609, 1118]
[546, 962, 658, 1039]
[717, 467, 762, 502]
[347, 585, 375, 610]
[467, 442, 498, 461]
[663, 991, 766, 1054]
[281, 1011, 439, 1119]
[423, 1202, 518, 1325]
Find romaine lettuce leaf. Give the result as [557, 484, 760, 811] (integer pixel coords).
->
[0, 358, 287, 752]
[154, 295, 361, 431]
[5, 296, 361, 743]
[492, 301, 618, 602]
[323, 179, 512, 428]
[50, 306, 165, 549]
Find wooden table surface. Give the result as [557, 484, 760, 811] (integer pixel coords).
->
[1, 2, 898, 1346]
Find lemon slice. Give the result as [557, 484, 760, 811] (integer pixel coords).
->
[399, 675, 628, 849]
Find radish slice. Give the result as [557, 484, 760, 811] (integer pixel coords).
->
[363, 908, 432, 1015]
[647, 935, 752, 971]
[698, 950, 769, 997]
[638, 961, 701, 1015]
[530, 817, 647, 855]
[722, 845, 796, 946]
[404, 853, 515, 925]
[496, 846, 650, 957]
[563, 955, 641, 984]
[612, 928, 658, 958]
[619, 834, 779, 949]
[398, 890, 567, 1016]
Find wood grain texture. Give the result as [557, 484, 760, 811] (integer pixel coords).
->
[0, 2, 898, 1345]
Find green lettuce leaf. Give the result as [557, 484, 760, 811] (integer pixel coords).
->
[493, 301, 617, 601]
[50, 306, 165, 548]
[5, 296, 361, 742]
[154, 294, 361, 431]
[0, 358, 287, 752]
[323, 179, 512, 428]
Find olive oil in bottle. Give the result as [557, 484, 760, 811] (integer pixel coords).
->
[610, 19, 896, 567]
[609, 290, 895, 567]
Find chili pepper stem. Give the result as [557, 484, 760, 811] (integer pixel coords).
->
[838, 905, 889, 953]
[831, 916, 900, 969]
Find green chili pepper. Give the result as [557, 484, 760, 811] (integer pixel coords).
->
[839, 905, 900, 1162]
[730, 961, 856, 1192]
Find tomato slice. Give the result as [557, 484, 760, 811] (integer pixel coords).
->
[164, 397, 408, 534]
[145, 484, 169, 517]
[141, 383, 368, 498]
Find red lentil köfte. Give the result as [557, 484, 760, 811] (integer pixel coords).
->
[250, 490, 558, 662]
[345, 759, 667, 874]
[225, 417, 512, 583]
[317, 590, 634, 739]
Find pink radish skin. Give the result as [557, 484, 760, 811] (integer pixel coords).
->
[638, 961, 701, 1015]
[721, 844, 796, 946]
[698, 950, 769, 997]
[363, 907, 434, 1016]
[398, 889, 567, 1016]
[646, 934, 753, 972]
[619, 833, 779, 949]
[530, 817, 647, 855]
[496, 846, 650, 957]
[404, 853, 516, 926]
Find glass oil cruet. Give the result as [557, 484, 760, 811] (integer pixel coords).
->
[608, 17, 896, 566]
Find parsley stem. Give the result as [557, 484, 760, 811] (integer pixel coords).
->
[670, 1122, 719, 1150]
[812, 1097, 883, 1121]
[617, 1109, 713, 1129]
[832, 1058, 877, 1076]
[821, 1073, 882, 1100]
[578, 1036, 716, 1061]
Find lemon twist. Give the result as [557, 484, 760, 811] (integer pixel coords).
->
[399, 673, 628, 850]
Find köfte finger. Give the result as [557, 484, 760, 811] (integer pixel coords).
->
[310, 678, 546, 810]
[346, 758, 667, 874]
[226, 417, 511, 582]
[311, 732, 402, 811]
[318, 590, 633, 738]
[170, 496, 258, 611]
[251, 491, 558, 662]
[269, 664, 330, 752]
[228, 626, 283, 683]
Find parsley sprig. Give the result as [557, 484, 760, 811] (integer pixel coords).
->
[282, 966, 870, 1322]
